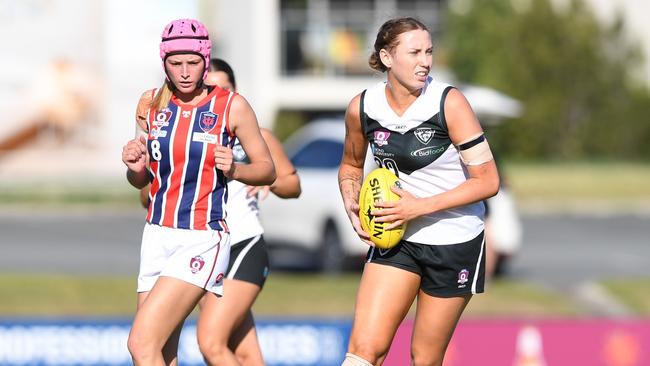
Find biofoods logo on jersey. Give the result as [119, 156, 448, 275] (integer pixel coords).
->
[190, 256, 205, 274]
[410, 145, 446, 157]
[414, 128, 434, 145]
[374, 131, 391, 146]
[457, 269, 469, 288]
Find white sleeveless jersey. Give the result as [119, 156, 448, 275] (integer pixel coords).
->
[361, 76, 484, 245]
[225, 138, 264, 244]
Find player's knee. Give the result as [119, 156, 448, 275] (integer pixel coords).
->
[341, 352, 374, 366]
[127, 331, 155, 362]
[411, 346, 445, 366]
[197, 336, 228, 364]
[346, 340, 388, 365]
[235, 350, 263, 366]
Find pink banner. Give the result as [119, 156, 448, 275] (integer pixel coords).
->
[384, 319, 650, 366]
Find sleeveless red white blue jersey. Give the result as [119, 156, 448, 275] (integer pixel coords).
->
[144, 86, 235, 231]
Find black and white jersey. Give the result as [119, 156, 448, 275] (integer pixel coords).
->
[226, 137, 264, 244]
[361, 76, 484, 245]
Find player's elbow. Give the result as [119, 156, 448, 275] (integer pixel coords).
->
[287, 175, 302, 198]
[262, 163, 277, 186]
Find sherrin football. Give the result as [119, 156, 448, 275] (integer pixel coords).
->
[359, 168, 407, 249]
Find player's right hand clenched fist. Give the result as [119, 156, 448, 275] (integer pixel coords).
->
[122, 135, 148, 173]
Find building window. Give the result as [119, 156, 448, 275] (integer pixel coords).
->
[280, 0, 444, 76]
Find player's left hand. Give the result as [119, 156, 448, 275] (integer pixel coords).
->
[214, 145, 235, 178]
[372, 185, 420, 230]
[246, 185, 270, 200]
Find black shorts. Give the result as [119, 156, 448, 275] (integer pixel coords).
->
[226, 235, 269, 288]
[366, 232, 486, 297]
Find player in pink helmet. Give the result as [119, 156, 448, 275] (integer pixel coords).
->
[122, 18, 276, 365]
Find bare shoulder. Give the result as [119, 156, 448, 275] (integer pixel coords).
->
[444, 88, 483, 142]
[260, 128, 279, 143]
[345, 93, 363, 120]
[135, 89, 156, 128]
[228, 93, 258, 133]
[229, 93, 253, 113]
[444, 88, 472, 111]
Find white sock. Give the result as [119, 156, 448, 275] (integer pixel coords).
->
[341, 352, 373, 366]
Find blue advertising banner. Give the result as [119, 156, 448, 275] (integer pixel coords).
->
[0, 318, 352, 366]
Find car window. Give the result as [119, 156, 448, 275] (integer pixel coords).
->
[291, 139, 344, 168]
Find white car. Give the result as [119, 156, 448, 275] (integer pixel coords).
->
[259, 119, 368, 272]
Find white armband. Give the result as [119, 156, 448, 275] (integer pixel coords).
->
[456, 133, 494, 166]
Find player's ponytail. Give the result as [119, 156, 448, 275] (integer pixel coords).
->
[152, 80, 174, 112]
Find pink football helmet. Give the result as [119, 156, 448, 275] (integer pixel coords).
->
[160, 19, 211, 79]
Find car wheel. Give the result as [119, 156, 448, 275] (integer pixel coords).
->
[319, 221, 344, 274]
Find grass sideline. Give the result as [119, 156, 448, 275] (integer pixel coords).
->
[600, 279, 650, 316]
[1, 161, 649, 211]
[502, 161, 650, 212]
[0, 273, 586, 317]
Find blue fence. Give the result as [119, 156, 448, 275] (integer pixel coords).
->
[0, 318, 352, 366]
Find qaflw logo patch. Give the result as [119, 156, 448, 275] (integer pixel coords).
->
[190, 256, 205, 274]
[457, 269, 469, 288]
[373, 131, 391, 146]
[414, 128, 434, 145]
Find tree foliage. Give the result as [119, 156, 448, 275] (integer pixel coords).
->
[443, 0, 650, 160]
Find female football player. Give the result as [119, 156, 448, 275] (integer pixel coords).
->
[195, 58, 301, 366]
[122, 19, 275, 365]
[337, 17, 499, 366]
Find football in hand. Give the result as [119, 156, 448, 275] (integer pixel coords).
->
[359, 168, 407, 249]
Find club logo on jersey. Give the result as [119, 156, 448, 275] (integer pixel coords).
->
[457, 269, 469, 287]
[190, 255, 205, 274]
[414, 128, 434, 145]
[199, 111, 219, 133]
[373, 131, 391, 146]
[154, 108, 172, 126]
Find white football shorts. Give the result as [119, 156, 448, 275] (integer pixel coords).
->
[137, 223, 230, 296]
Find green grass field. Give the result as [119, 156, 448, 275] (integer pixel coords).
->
[503, 161, 650, 212]
[2, 273, 647, 318]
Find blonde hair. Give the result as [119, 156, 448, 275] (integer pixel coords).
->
[369, 17, 429, 72]
[152, 80, 174, 112]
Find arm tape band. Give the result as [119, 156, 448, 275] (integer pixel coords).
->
[456, 134, 494, 166]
